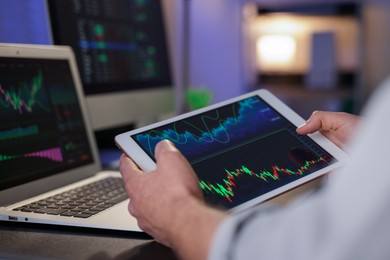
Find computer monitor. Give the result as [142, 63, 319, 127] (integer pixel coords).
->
[47, 0, 175, 131]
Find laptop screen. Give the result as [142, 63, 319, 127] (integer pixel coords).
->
[0, 57, 93, 191]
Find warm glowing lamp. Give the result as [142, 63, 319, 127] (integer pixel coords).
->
[257, 35, 297, 65]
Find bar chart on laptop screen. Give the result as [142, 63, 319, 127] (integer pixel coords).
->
[133, 96, 336, 209]
[0, 58, 93, 190]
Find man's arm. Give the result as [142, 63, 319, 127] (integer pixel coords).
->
[119, 141, 227, 260]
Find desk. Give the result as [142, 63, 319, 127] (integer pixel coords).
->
[0, 178, 323, 260]
[0, 222, 178, 260]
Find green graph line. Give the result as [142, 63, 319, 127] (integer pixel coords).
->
[199, 157, 325, 203]
[0, 70, 50, 114]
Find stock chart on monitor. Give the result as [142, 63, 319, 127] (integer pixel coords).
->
[48, 0, 171, 95]
[0, 58, 93, 190]
[132, 96, 336, 209]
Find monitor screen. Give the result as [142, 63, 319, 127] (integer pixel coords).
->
[47, 0, 175, 130]
[0, 57, 94, 191]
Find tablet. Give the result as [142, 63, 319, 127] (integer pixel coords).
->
[115, 89, 348, 212]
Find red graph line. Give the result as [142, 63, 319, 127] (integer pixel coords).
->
[24, 147, 63, 162]
[0, 70, 43, 114]
[0, 147, 63, 163]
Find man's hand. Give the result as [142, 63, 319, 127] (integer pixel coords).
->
[119, 140, 227, 260]
[119, 140, 202, 245]
[296, 111, 361, 150]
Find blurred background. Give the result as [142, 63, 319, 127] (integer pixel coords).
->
[0, 0, 389, 166]
[166, 0, 390, 118]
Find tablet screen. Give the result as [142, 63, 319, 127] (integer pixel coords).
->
[131, 95, 335, 209]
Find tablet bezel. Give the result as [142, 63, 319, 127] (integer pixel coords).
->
[115, 89, 348, 212]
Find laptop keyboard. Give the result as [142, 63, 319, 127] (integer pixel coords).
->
[13, 177, 128, 218]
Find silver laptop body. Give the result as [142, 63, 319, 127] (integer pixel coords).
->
[0, 44, 140, 232]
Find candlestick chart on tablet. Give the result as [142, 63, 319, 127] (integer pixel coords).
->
[132, 96, 335, 209]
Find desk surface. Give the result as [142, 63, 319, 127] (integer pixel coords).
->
[0, 177, 323, 260]
[0, 221, 178, 260]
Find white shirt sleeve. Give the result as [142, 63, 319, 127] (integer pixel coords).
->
[208, 79, 390, 260]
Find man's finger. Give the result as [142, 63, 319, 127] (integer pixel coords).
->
[119, 154, 143, 182]
[297, 111, 328, 135]
[155, 139, 177, 157]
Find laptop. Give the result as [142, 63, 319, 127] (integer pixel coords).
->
[0, 43, 141, 232]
